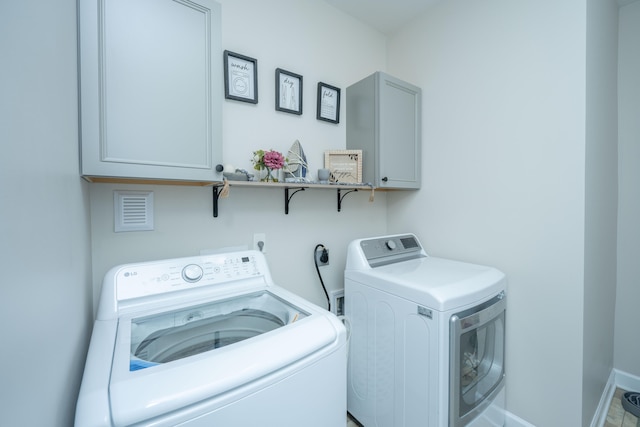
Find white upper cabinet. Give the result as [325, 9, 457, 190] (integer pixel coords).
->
[79, 0, 222, 182]
[346, 72, 422, 189]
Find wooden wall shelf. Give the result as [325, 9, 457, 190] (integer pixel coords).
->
[212, 181, 375, 217]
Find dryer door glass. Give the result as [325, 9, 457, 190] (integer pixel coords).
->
[129, 291, 308, 370]
[449, 293, 506, 427]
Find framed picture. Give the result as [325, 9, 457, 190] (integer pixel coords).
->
[223, 50, 258, 103]
[275, 68, 303, 115]
[324, 150, 362, 183]
[317, 82, 340, 124]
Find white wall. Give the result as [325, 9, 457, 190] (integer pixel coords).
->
[615, 0, 640, 378]
[88, 0, 389, 310]
[385, 0, 591, 425]
[583, 0, 619, 424]
[0, 1, 93, 426]
[219, 0, 388, 168]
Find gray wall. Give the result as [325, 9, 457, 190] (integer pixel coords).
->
[615, 0, 640, 379]
[583, 0, 619, 424]
[0, 1, 93, 426]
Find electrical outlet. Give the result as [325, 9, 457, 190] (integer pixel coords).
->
[315, 247, 329, 266]
[253, 233, 266, 253]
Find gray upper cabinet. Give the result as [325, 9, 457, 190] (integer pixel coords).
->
[79, 0, 222, 183]
[346, 72, 421, 189]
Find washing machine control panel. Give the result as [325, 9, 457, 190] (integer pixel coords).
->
[359, 234, 426, 267]
[115, 252, 263, 301]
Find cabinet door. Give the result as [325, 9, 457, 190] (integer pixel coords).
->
[79, 0, 222, 182]
[378, 73, 421, 189]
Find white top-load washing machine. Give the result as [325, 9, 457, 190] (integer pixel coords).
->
[345, 234, 506, 427]
[76, 250, 347, 427]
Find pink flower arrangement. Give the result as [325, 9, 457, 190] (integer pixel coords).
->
[262, 150, 285, 169]
[252, 149, 286, 182]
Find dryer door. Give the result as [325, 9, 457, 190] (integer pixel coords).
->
[449, 292, 506, 427]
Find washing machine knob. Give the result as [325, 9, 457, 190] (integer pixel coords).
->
[182, 264, 203, 283]
[385, 240, 397, 250]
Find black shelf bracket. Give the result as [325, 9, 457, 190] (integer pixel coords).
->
[212, 186, 221, 218]
[212, 182, 372, 218]
[284, 187, 306, 214]
[337, 188, 358, 212]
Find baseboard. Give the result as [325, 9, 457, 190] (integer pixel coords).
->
[485, 370, 640, 427]
[614, 369, 640, 393]
[591, 369, 640, 427]
[591, 370, 618, 427]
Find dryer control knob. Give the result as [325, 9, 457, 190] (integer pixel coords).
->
[182, 264, 203, 283]
[385, 240, 397, 250]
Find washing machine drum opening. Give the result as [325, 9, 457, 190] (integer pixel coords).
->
[129, 291, 308, 371]
[135, 309, 284, 364]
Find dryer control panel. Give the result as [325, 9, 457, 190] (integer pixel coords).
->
[359, 234, 426, 267]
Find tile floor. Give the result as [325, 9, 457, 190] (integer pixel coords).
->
[605, 388, 639, 427]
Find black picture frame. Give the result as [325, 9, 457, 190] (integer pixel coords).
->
[317, 82, 341, 124]
[223, 50, 258, 104]
[275, 68, 303, 115]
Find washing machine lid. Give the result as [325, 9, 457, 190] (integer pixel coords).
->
[108, 287, 343, 426]
[346, 256, 506, 311]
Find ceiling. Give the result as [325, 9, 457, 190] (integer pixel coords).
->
[321, 0, 441, 35]
[322, 0, 639, 35]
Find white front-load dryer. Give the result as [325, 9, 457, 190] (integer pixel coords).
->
[345, 234, 507, 427]
[76, 250, 347, 426]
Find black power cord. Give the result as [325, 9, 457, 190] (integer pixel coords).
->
[314, 244, 331, 311]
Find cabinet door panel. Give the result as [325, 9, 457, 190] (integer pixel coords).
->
[80, 0, 222, 181]
[379, 79, 420, 184]
[104, 0, 209, 168]
[346, 72, 421, 189]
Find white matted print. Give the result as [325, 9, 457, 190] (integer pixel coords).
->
[275, 68, 303, 115]
[224, 50, 258, 103]
[324, 150, 362, 183]
[317, 82, 340, 124]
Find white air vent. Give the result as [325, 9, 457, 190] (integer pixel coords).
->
[114, 190, 154, 232]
